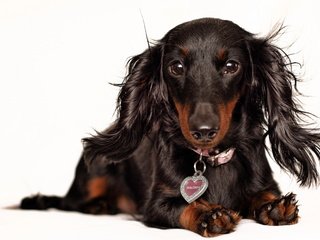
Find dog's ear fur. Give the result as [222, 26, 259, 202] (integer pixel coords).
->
[82, 43, 168, 167]
[247, 29, 320, 186]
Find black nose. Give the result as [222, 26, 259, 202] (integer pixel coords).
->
[190, 126, 218, 141]
[188, 103, 219, 142]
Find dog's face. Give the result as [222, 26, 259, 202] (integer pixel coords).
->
[162, 18, 250, 151]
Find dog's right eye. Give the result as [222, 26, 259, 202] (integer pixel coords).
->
[168, 61, 185, 77]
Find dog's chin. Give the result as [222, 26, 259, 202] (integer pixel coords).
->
[188, 142, 220, 155]
[181, 132, 221, 153]
[191, 147, 221, 156]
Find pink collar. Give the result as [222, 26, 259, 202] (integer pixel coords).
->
[192, 148, 236, 167]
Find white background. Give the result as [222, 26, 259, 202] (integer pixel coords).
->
[0, 0, 319, 239]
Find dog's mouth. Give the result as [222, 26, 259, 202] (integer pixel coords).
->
[191, 147, 221, 157]
[181, 133, 223, 156]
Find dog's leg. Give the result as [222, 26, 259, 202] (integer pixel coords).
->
[179, 200, 241, 237]
[20, 155, 90, 212]
[144, 196, 240, 237]
[143, 177, 241, 237]
[250, 191, 299, 225]
[20, 155, 137, 215]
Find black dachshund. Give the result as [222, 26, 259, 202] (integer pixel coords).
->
[21, 18, 320, 237]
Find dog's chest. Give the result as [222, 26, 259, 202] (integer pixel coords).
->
[203, 166, 242, 207]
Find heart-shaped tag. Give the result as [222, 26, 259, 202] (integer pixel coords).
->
[180, 175, 208, 203]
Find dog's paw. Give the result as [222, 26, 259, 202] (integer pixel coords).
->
[199, 207, 241, 237]
[180, 202, 241, 237]
[254, 193, 299, 225]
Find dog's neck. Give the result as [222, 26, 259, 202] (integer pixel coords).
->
[191, 148, 236, 167]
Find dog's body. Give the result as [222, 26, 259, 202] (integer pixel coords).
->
[21, 18, 320, 237]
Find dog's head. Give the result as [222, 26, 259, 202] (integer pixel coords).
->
[161, 18, 250, 151]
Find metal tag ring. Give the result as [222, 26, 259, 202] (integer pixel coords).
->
[193, 153, 206, 174]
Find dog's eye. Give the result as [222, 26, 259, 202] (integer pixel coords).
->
[223, 60, 239, 75]
[168, 61, 185, 77]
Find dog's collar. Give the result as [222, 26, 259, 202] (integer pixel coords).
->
[191, 147, 236, 167]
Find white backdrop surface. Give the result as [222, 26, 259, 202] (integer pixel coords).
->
[0, 0, 319, 239]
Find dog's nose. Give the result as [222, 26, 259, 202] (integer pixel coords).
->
[188, 103, 219, 142]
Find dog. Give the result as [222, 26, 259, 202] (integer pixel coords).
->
[20, 18, 320, 237]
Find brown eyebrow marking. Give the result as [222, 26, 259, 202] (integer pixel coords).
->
[180, 47, 189, 57]
[216, 48, 228, 62]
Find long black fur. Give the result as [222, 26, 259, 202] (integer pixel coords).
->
[248, 31, 320, 186]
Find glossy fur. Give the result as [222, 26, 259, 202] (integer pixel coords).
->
[21, 18, 320, 237]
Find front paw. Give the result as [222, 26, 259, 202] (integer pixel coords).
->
[254, 193, 299, 225]
[180, 201, 241, 237]
[199, 207, 241, 237]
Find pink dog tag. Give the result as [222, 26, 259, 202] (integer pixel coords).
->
[180, 175, 208, 203]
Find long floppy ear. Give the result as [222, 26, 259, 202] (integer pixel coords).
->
[82, 43, 168, 167]
[248, 29, 320, 186]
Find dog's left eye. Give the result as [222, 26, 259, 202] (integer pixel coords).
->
[223, 60, 239, 75]
[168, 61, 185, 77]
